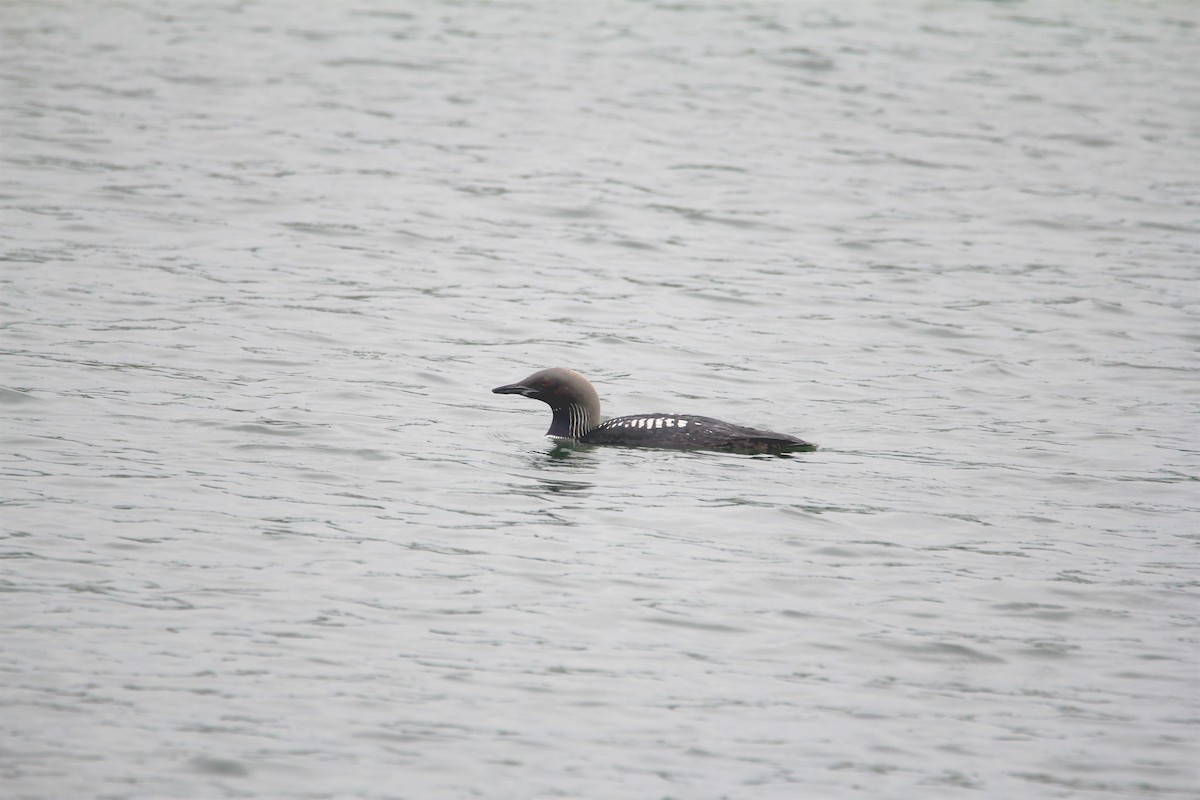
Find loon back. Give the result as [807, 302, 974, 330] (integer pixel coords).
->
[584, 413, 812, 454]
[492, 368, 815, 455]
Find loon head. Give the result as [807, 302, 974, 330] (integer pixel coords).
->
[492, 367, 601, 439]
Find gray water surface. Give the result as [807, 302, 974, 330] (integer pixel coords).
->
[2, 2, 1198, 798]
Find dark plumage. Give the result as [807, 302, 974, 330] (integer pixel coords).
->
[492, 368, 816, 455]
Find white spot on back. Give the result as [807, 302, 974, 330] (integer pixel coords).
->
[678, 419, 688, 428]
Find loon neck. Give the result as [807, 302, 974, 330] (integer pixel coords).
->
[547, 401, 598, 439]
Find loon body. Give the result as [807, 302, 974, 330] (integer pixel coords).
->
[492, 368, 815, 455]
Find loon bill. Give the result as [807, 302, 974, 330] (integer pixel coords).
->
[492, 367, 815, 454]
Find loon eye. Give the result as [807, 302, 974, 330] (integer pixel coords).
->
[540, 379, 550, 388]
